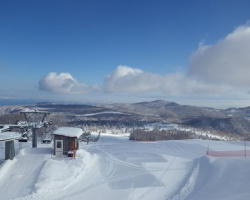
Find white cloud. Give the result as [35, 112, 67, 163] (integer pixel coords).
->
[189, 24, 250, 87]
[37, 24, 250, 104]
[103, 65, 230, 96]
[39, 72, 98, 94]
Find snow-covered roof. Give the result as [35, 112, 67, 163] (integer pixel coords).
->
[0, 132, 19, 141]
[53, 127, 83, 138]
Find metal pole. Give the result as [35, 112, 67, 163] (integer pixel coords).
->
[11, 140, 15, 159]
[5, 140, 15, 160]
[32, 128, 37, 148]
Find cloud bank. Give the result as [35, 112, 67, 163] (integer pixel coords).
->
[38, 24, 250, 102]
[189, 25, 250, 87]
[103, 65, 225, 96]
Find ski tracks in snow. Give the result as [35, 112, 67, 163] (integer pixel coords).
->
[0, 147, 51, 200]
[2, 136, 247, 200]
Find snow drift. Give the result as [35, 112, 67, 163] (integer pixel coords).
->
[0, 136, 250, 200]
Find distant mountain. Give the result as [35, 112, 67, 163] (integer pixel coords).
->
[0, 105, 26, 116]
[225, 107, 250, 118]
[103, 100, 250, 135]
[104, 100, 226, 122]
[1, 100, 250, 135]
[0, 99, 37, 106]
[37, 103, 110, 114]
[183, 116, 250, 135]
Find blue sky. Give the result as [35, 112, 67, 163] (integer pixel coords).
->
[1, 0, 250, 107]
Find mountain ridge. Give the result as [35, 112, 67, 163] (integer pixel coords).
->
[1, 100, 250, 135]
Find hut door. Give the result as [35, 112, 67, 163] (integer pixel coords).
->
[55, 140, 63, 156]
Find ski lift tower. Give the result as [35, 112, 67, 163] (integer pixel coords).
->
[21, 109, 50, 148]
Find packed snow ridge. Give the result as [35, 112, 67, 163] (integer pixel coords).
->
[0, 135, 250, 200]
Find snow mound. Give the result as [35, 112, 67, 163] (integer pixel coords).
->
[171, 155, 250, 200]
[35, 150, 98, 194]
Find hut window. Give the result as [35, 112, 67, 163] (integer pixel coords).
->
[56, 141, 62, 148]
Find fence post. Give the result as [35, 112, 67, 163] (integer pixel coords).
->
[244, 140, 246, 158]
[206, 140, 210, 156]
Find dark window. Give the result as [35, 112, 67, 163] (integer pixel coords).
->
[56, 141, 62, 148]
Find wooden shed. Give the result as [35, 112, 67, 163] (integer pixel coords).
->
[52, 127, 83, 157]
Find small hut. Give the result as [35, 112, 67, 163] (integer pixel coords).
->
[52, 127, 83, 157]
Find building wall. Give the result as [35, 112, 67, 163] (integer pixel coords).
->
[53, 134, 79, 155]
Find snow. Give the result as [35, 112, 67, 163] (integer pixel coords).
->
[0, 136, 250, 200]
[17, 121, 28, 126]
[0, 131, 19, 141]
[53, 127, 83, 138]
[144, 122, 179, 130]
[0, 105, 25, 116]
[21, 108, 36, 112]
[21, 108, 48, 113]
[0, 125, 10, 133]
[76, 111, 127, 117]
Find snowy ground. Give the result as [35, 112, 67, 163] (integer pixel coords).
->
[0, 136, 250, 200]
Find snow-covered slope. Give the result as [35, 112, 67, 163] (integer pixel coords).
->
[0, 136, 250, 200]
[0, 105, 25, 116]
